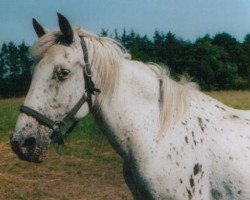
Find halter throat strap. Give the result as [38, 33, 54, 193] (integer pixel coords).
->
[19, 38, 100, 145]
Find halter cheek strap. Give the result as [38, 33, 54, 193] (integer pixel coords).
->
[19, 38, 100, 146]
[81, 39, 101, 107]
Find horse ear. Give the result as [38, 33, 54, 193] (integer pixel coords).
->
[57, 12, 73, 44]
[32, 18, 46, 38]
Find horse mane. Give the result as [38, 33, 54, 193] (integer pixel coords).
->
[147, 64, 199, 134]
[31, 27, 198, 134]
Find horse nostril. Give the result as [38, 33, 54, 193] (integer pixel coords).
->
[10, 139, 21, 150]
[23, 137, 36, 147]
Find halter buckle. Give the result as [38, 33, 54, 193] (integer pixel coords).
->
[52, 121, 62, 132]
[51, 121, 65, 146]
[84, 63, 92, 77]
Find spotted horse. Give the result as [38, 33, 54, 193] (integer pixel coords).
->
[10, 13, 250, 200]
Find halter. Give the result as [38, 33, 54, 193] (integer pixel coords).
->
[19, 38, 100, 146]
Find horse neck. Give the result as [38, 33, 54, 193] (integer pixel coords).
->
[92, 59, 161, 161]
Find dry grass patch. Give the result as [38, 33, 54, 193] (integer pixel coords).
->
[0, 142, 131, 200]
[207, 90, 250, 110]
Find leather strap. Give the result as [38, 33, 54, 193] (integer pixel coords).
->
[20, 105, 55, 130]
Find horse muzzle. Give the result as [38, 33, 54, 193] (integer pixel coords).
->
[10, 132, 48, 163]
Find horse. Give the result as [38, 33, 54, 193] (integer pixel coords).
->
[10, 13, 250, 200]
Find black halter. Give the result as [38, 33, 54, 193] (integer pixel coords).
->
[19, 38, 100, 146]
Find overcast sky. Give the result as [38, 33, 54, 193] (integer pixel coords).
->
[0, 0, 250, 45]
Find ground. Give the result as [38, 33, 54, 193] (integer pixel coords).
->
[0, 91, 249, 200]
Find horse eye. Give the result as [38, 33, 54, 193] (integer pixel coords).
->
[61, 68, 70, 77]
[55, 68, 71, 81]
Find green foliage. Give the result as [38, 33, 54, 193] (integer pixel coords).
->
[184, 39, 238, 90]
[0, 42, 32, 98]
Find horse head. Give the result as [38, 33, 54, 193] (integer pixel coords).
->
[10, 13, 91, 162]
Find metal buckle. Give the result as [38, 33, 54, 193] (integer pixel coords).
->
[84, 63, 92, 77]
[52, 121, 62, 132]
[52, 121, 65, 143]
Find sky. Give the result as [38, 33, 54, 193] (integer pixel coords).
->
[0, 0, 250, 45]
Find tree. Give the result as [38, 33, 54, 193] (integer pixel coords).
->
[0, 43, 8, 79]
[18, 42, 33, 95]
[242, 34, 250, 87]
[99, 28, 109, 37]
[212, 33, 247, 76]
[0, 42, 33, 98]
[187, 40, 238, 90]
[152, 30, 166, 62]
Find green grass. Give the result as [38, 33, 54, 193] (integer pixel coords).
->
[0, 98, 24, 141]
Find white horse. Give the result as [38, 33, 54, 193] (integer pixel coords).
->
[11, 13, 250, 200]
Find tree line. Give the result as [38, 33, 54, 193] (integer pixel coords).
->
[0, 42, 32, 98]
[0, 30, 250, 98]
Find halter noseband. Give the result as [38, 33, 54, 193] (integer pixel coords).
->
[19, 38, 100, 146]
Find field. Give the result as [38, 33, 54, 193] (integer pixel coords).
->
[0, 91, 249, 200]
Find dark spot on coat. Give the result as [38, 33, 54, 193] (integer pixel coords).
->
[210, 181, 213, 186]
[220, 107, 226, 111]
[38, 106, 43, 111]
[182, 121, 186, 126]
[198, 117, 205, 132]
[215, 105, 226, 111]
[211, 189, 223, 199]
[180, 179, 183, 184]
[189, 176, 194, 188]
[201, 171, 204, 178]
[193, 163, 202, 175]
[185, 136, 189, 144]
[192, 131, 195, 137]
[55, 84, 59, 95]
[186, 188, 192, 200]
[231, 115, 239, 119]
[237, 190, 242, 195]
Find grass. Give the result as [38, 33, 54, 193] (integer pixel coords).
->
[0, 90, 249, 199]
[206, 90, 250, 110]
